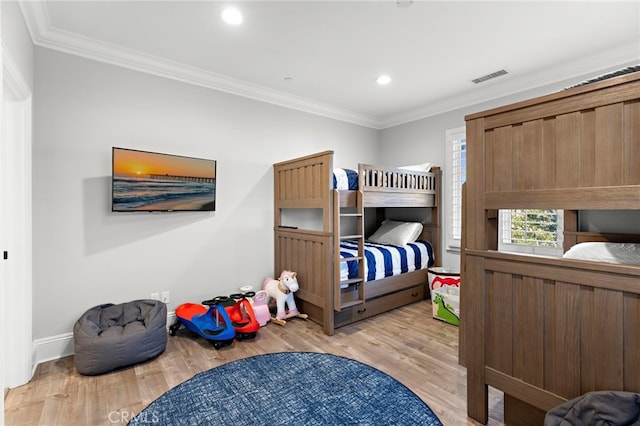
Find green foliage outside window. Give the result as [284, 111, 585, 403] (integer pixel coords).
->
[508, 209, 558, 247]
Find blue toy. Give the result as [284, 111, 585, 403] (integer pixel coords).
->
[169, 296, 236, 349]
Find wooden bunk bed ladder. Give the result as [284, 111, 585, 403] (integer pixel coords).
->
[333, 189, 365, 313]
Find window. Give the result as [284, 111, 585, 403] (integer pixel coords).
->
[445, 127, 466, 250]
[445, 127, 563, 255]
[499, 209, 564, 256]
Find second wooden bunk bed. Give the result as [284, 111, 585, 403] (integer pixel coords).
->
[462, 70, 640, 424]
[273, 150, 441, 335]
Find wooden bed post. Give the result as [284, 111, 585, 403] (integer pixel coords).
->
[563, 210, 579, 252]
[463, 117, 489, 423]
[458, 183, 467, 366]
[430, 167, 442, 267]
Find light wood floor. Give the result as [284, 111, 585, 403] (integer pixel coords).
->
[5, 301, 505, 425]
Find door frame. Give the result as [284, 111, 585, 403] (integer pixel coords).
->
[2, 45, 34, 390]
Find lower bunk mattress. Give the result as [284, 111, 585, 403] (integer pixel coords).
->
[339, 240, 434, 287]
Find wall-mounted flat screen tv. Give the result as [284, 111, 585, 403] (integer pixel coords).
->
[112, 147, 216, 212]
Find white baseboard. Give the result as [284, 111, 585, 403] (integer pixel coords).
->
[31, 310, 176, 375]
[167, 311, 176, 326]
[33, 332, 74, 368]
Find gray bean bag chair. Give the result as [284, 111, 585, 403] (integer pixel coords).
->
[73, 299, 167, 375]
[545, 391, 640, 426]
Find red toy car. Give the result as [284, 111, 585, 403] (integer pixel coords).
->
[225, 292, 260, 340]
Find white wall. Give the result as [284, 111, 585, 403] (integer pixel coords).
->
[33, 47, 379, 340]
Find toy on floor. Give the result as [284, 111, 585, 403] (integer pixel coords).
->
[263, 270, 308, 326]
[252, 290, 272, 327]
[432, 290, 460, 326]
[169, 296, 236, 349]
[225, 292, 260, 340]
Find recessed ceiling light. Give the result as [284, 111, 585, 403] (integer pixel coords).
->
[396, 1, 413, 8]
[376, 75, 392, 85]
[222, 7, 243, 25]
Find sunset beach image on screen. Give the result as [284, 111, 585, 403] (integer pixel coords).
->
[112, 147, 216, 212]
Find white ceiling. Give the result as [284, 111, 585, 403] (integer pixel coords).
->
[19, 1, 640, 129]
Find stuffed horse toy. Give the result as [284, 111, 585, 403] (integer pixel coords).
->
[263, 270, 308, 325]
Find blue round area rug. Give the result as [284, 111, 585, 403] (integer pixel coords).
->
[129, 351, 443, 425]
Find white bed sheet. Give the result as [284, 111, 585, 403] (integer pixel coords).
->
[563, 242, 640, 266]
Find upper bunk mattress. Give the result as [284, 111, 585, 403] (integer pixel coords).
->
[333, 168, 358, 190]
[563, 242, 640, 266]
[339, 240, 434, 287]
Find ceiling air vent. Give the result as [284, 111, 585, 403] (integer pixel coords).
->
[472, 69, 508, 84]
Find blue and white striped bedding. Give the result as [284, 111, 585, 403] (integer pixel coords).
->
[339, 240, 434, 287]
[333, 168, 358, 190]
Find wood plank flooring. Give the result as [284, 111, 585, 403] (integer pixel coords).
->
[4, 301, 505, 425]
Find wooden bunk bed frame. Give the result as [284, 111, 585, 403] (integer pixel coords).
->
[274, 151, 441, 335]
[461, 71, 640, 424]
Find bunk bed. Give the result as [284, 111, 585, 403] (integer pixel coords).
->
[461, 70, 640, 424]
[273, 151, 441, 335]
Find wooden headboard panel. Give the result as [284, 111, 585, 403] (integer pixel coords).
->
[566, 231, 640, 245]
[466, 71, 640, 212]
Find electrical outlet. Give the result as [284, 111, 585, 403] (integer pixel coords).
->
[161, 291, 170, 304]
[150, 292, 159, 301]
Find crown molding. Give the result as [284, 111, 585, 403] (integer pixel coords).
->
[18, 2, 640, 131]
[3, 45, 32, 100]
[18, 1, 383, 129]
[380, 41, 640, 129]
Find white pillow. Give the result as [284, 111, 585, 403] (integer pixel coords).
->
[368, 220, 423, 246]
[398, 162, 432, 172]
[563, 242, 640, 265]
